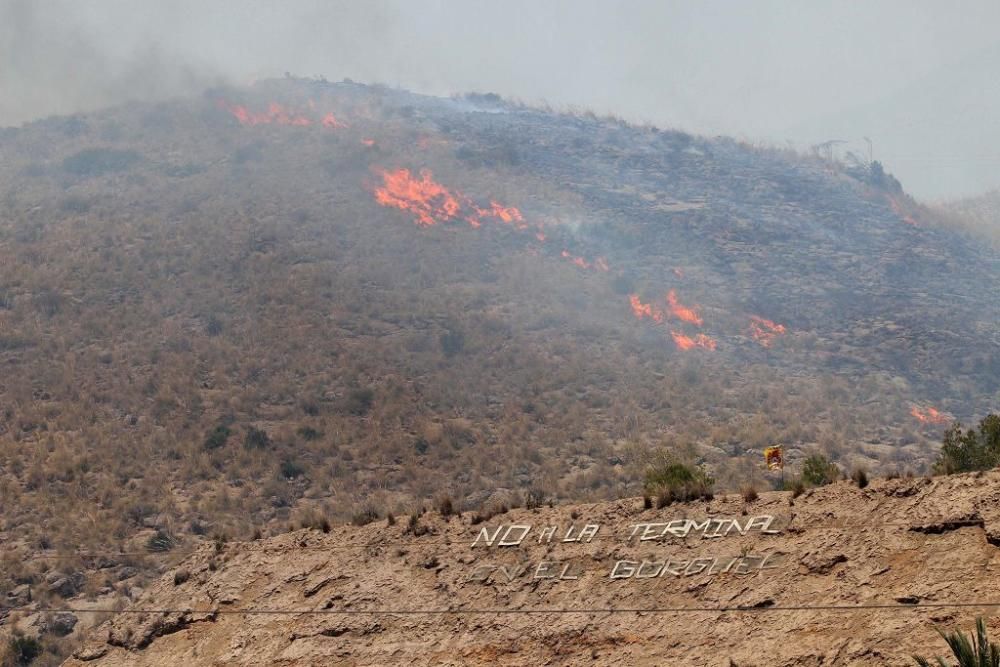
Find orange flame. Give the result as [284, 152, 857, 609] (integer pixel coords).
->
[374, 168, 525, 231]
[218, 99, 346, 129]
[487, 201, 524, 224]
[361, 138, 376, 146]
[473, 201, 526, 229]
[219, 101, 312, 127]
[560, 251, 610, 272]
[666, 289, 703, 326]
[749, 315, 787, 347]
[629, 294, 664, 323]
[910, 405, 950, 424]
[374, 169, 462, 227]
[322, 112, 347, 129]
[671, 331, 717, 351]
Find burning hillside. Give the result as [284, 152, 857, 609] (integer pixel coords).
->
[1, 77, 1000, 664]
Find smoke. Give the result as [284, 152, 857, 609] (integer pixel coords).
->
[0, 0, 214, 123]
[2, 0, 999, 199]
[0, 0, 387, 125]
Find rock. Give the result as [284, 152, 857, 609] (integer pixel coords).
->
[7, 584, 31, 605]
[48, 611, 78, 636]
[909, 513, 983, 534]
[72, 644, 109, 661]
[800, 552, 848, 575]
[45, 571, 85, 598]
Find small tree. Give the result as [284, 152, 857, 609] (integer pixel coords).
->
[203, 424, 231, 450]
[344, 388, 375, 416]
[243, 426, 271, 450]
[914, 617, 1000, 666]
[935, 414, 1000, 475]
[4, 634, 42, 666]
[802, 453, 838, 487]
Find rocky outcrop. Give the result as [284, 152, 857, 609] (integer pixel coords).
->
[65, 470, 1000, 666]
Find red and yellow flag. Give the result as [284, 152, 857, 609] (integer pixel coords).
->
[764, 446, 784, 471]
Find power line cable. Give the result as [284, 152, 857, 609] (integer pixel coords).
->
[5, 602, 1000, 616]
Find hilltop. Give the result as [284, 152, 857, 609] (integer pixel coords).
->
[60, 471, 1000, 666]
[1, 77, 1000, 662]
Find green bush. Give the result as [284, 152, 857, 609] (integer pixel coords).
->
[5, 635, 42, 666]
[344, 388, 375, 416]
[205, 315, 223, 336]
[279, 459, 304, 479]
[244, 426, 271, 450]
[439, 328, 465, 358]
[935, 414, 1000, 475]
[203, 424, 231, 450]
[914, 617, 1000, 666]
[296, 426, 321, 441]
[643, 460, 714, 506]
[146, 529, 176, 553]
[802, 453, 839, 487]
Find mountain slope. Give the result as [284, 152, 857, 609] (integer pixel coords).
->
[63, 472, 1000, 666]
[2, 80, 1000, 660]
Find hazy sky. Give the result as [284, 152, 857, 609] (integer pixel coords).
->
[2, 0, 999, 200]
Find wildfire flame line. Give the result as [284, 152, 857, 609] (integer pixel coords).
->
[671, 331, 717, 351]
[629, 294, 664, 323]
[561, 250, 609, 272]
[910, 405, 950, 425]
[372, 168, 615, 279]
[374, 169, 462, 227]
[373, 168, 543, 236]
[666, 289, 703, 326]
[749, 315, 787, 347]
[217, 99, 346, 129]
[629, 293, 716, 350]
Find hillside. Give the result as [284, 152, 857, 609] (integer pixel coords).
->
[2, 77, 1000, 662]
[59, 472, 1000, 666]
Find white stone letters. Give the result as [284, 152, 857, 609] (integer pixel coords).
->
[468, 515, 783, 583]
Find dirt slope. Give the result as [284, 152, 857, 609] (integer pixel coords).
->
[64, 470, 1000, 666]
